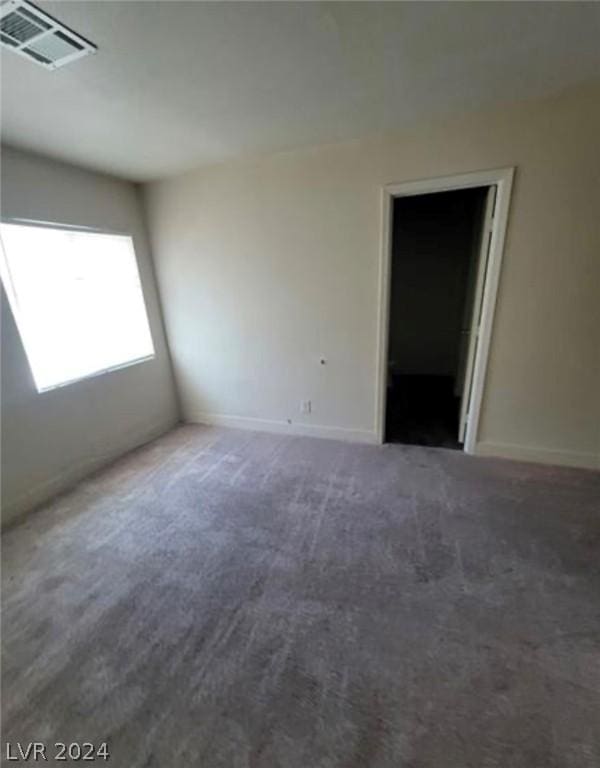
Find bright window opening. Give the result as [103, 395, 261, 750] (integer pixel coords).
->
[0, 222, 155, 392]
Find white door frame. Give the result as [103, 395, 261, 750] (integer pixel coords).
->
[375, 167, 515, 453]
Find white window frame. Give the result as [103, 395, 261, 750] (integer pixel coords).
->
[0, 217, 155, 393]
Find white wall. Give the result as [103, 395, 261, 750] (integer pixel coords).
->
[144, 82, 600, 468]
[1, 146, 180, 524]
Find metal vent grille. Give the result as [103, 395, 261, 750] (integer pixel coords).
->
[1, 8, 48, 41]
[0, 0, 96, 69]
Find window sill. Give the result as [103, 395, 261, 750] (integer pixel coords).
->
[36, 354, 155, 394]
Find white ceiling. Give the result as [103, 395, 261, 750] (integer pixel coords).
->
[2, 1, 600, 182]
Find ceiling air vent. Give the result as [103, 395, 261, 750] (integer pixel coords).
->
[0, 0, 96, 69]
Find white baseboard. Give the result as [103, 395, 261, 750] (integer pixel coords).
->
[475, 440, 599, 471]
[1, 417, 179, 528]
[189, 411, 378, 445]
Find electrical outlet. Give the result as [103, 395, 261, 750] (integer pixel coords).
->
[300, 400, 311, 414]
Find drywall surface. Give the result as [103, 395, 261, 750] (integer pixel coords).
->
[144, 82, 600, 468]
[1, 147, 179, 524]
[389, 189, 484, 378]
[4, 3, 600, 181]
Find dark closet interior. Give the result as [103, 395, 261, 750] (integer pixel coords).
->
[386, 187, 487, 448]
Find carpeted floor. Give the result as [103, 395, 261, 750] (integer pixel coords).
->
[2, 425, 599, 767]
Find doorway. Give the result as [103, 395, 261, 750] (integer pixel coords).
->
[376, 168, 514, 452]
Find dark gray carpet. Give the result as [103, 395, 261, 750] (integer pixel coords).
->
[2, 425, 600, 767]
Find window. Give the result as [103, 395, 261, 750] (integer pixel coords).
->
[0, 221, 155, 391]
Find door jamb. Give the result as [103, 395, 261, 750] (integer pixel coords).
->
[375, 167, 515, 453]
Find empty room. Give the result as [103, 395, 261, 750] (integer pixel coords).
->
[1, 2, 599, 766]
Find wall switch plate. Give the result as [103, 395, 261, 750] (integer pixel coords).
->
[300, 400, 311, 414]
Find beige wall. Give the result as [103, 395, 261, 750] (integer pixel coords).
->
[1, 147, 180, 524]
[145, 82, 600, 468]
